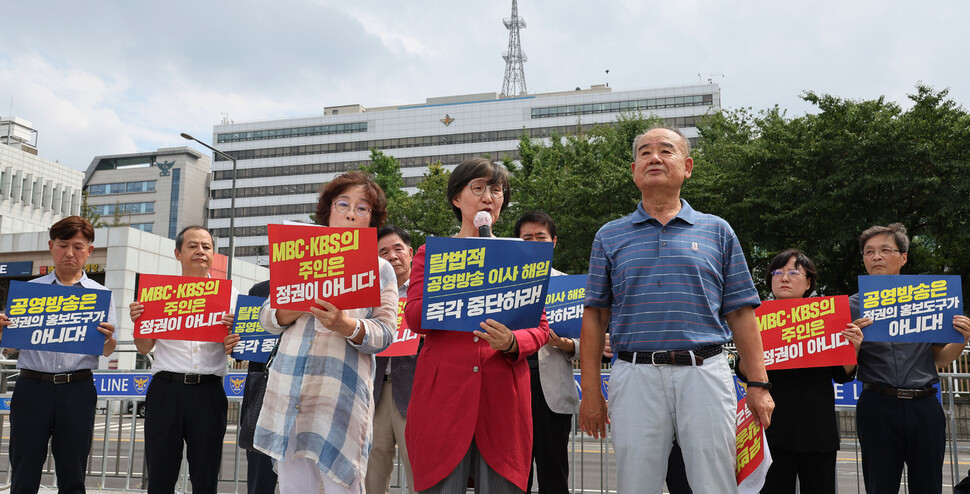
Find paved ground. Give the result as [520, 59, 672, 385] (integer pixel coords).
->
[2, 420, 968, 493]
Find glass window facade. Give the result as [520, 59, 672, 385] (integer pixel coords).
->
[216, 122, 368, 143]
[91, 201, 155, 216]
[88, 180, 156, 195]
[531, 94, 713, 119]
[211, 117, 702, 165]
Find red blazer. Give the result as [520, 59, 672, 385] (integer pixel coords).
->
[404, 245, 550, 491]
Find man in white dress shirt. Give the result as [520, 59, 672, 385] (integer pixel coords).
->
[129, 225, 238, 493]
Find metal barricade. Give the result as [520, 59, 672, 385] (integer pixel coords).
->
[4, 364, 970, 492]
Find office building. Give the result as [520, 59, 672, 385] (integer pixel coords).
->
[83, 147, 210, 239]
[0, 117, 84, 233]
[209, 83, 721, 264]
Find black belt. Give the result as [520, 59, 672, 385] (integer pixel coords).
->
[20, 369, 92, 384]
[863, 383, 937, 400]
[156, 371, 221, 385]
[618, 345, 722, 366]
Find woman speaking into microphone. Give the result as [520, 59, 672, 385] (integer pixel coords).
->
[404, 158, 550, 494]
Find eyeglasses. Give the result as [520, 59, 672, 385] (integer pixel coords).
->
[468, 180, 505, 198]
[771, 269, 805, 278]
[863, 248, 900, 258]
[333, 199, 371, 217]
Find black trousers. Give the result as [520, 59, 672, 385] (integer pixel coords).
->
[857, 388, 945, 494]
[665, 441, 692, 494]
[761, 447, 836, 494]
[243, 364, 277, 494]
[245, 443, 277, 494]
[144, 376, 228, 494]
[9, 374, 96, 494]
[526, 367, 572, 494]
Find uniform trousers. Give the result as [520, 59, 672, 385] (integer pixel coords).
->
[365, 380, 414, 493]
[856, 388, 945, 494]
[526, 366, 571, 494]
[609, 354, 736, 494]
[144, 376, 228, 494]
[9, 374, 96, 494]
[761, 448, 836, 494]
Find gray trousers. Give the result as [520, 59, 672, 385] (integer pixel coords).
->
[419, 439, 522, 494]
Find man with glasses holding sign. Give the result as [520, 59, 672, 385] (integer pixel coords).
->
[850, 223, 970, 494]
[0, 216, 117, 494]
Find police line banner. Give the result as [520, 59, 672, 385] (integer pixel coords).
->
[421, 237, 553, 332]
[377, 297, 420, 357]
[135, 274, 232, 342]
[231, 295, 276, 363]
[1, 281, 111, 355]
[756, 296, 855, 370]
[858, 275, 964, 344]
[0, 373, 251, 412]
[544, 275, 586, 339]
[735, 377, 771, 492]
[89, 372, 249, 399]
[267, 224, 380, 312]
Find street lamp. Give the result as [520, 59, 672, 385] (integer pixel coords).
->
[180, 132, 238, 280]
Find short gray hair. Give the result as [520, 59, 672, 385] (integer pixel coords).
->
[632, 126, 691, 159]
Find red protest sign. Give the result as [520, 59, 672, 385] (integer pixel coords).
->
[135, 274, 232, 342]
[756, 296, 855, 370]
[377, 297, 420, 357]
[267, 224, 380, 312]
[736, 395, 766, 485]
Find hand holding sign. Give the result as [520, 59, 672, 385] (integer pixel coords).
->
[953, 315, 970, 344]
[308, 299, 356, 338]
[473, 319, 517, 353]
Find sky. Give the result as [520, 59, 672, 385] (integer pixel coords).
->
[2, 0, 968, 171]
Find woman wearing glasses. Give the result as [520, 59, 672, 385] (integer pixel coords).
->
[254, 171, 398, 494]
[404, 158, 550, 493]
[760, 248, 864, 494]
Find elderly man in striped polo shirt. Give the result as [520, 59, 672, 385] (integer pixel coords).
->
[578, 127, 774, 493]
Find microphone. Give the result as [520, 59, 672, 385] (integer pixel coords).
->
[474, 211, 492, 238]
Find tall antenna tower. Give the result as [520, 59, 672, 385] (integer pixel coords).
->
[501, 0, 528, 97]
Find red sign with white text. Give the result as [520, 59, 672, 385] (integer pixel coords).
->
[756, 296, 855, 370]
[135, 274, 231, 342]
[267, 224, 380, 312]
[377, 297, 420, 357]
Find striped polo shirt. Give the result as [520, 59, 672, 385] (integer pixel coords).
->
[585, 199, 760, 352]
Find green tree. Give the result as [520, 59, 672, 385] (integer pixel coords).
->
[79, 190, 106, 227]
[359, 149, 409, 228]
[400, 162, 456, 247]
[689, 84, 970, 296]
[503, 114, 662, 273]
[110, 202, 128, 227]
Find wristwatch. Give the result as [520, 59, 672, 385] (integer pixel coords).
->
[746, 381, 773, 391]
